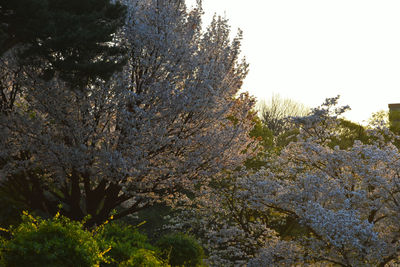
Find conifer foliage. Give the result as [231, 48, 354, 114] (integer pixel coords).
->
[0, 0, 126, 86]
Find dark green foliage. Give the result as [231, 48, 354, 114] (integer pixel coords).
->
[275, 128, 299, 149]
[156, 233, 204, 267]
[0, 212, 104, 267]
[0, 212, 171, 267]
[249, 117, 274, 150]
[329, 119, 371, 149]
[0, 0, 126, 86]
[120, 249, 167, 267]
[244, 117, 273, 170]
[96, 221, 156, 266]
[123, 203, 173, 241]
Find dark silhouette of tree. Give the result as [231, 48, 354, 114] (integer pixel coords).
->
[0, 0, 126, 87]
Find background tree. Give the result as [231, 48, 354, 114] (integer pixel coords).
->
[258, 94, 309, 137]
[328, 118, 370, 149]
[367, 110, 389, 129]
[243, 116, 274, 170]
[0, 0, 126, 87]
[183, 97, 400, 266]
[0, 0, 256, 227]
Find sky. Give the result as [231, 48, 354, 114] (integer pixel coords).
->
[185, 0, 400, 124]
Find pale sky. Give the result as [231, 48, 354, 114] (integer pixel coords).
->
[186, 0, 400, 124]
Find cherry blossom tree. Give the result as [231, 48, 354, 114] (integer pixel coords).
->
[179, 97, 400, 266]
[0, 0, 256, 227]
[247, 98, 400, 266]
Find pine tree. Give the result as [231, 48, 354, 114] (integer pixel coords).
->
[0, 0, 126, 86]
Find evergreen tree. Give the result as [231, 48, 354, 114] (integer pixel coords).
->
[0, 0, 126, 86]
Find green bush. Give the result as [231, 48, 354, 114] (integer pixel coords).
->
[120, 249, 168, 267]
[0, 211, 105, 267]
[156, 233, 204, 267]
[96, 221, 156, 266]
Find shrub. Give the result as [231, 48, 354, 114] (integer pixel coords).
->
[0, 212, 104, 267]
[120, 249, 167, 267]
[96, 221, 156, 266]
[156, 233, 204, 267]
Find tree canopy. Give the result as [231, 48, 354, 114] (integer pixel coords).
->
[0, 0, 126, 86]
[0, 0, 256, 227]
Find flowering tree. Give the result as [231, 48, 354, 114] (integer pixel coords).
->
[249, 99, 400, 266]
[0, 0, 256, 226]
[180, 97, 400, 266]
